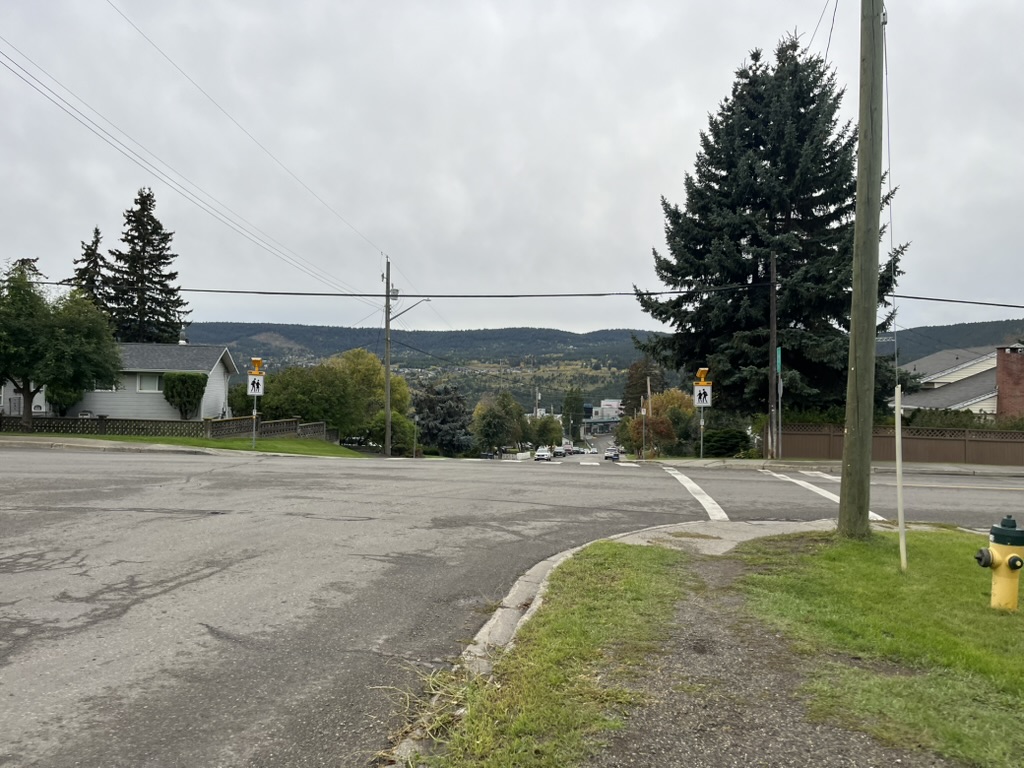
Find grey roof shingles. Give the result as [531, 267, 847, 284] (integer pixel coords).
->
[900, 346, 994, 380]
[119, 343, 238, 375]
[899, 368, 996, 410]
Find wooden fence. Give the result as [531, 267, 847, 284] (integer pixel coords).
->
[780, 424, 1024, 466]
[0, 415, 331, 442]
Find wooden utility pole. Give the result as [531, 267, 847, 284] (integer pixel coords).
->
[384, 258, 393, 457]
[839, 0, 885, 537]
[767, 252, 778, 459]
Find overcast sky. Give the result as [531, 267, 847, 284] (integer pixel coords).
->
[2, 1, 1020, 339]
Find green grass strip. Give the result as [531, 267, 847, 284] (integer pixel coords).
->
[5, 433, 364, 457]
[735, 529, 1024, 767]
[425, 541, 686, 768]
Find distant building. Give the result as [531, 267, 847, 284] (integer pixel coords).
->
[898, 344, 1024, 418]
[584, 399, 623, 434]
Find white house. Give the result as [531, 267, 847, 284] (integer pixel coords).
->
[899, 346, 997, 415]
[68, 342, 238, 421]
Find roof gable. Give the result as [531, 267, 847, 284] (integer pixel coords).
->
[119, 343, 238, 375]
[901, 346, 995, 381]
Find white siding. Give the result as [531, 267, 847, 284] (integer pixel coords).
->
[1, 383, 55, 416]
[928, 356, 996, 386]
[73, 386, 180, 420]
[200, 360, 232, 418]
[969, 395, 999, 415]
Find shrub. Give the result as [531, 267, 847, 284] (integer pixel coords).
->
[163, 372, 208, 420]
[702, 428, 751, 458]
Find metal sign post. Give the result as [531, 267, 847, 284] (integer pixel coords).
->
[694, 367, 712, 459]
[249, 357, 265, 450]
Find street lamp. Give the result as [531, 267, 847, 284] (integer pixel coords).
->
[383, 258, 430, 456]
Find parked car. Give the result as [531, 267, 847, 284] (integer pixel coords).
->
[572, 446, 585, 454]
[604, 447, 620, 461]
[534, 446, 552, 461]
[552, 445, 566, 458]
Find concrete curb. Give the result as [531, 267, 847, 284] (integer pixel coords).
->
[388, 517, 844, 764]
[0, 438, 216, 455]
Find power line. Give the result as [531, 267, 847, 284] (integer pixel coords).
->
[40, 281, 1024, 311]
[808, 0, 834, 47]
[824, 0, 840, 60]
[892, 294, 1024, 311]
[103, 0, 387, 257]
[0, 40, 381, 311]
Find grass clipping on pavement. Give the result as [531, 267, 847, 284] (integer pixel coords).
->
[735, 528, 1024, 768]
[421, 541, 686, 767]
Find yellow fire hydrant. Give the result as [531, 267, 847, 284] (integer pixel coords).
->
[974, 515, 1024, 611]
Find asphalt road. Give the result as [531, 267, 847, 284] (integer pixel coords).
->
[1, 447, 1019, 767]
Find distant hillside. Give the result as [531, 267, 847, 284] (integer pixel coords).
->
[190, 318, 1024, 371]
[185, 322, 665, 408]
[877, 318, 1024, 363]
[186, 322, 662, 370]
[186, 318, 1024, 410]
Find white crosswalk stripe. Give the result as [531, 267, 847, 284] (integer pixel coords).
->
[800, 470, 839, 482]
[761, 469, 885, 521]
[662, 467, 729, 521]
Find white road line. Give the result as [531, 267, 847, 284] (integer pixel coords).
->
[617, 462, 640, 467]
[800, 470, 839, 482]
[580, 461, 600, 466]
[663, 467, 729, 521]
[761, 470, 885, 521]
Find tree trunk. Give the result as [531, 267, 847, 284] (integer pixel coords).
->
[14, 381, 37, 430]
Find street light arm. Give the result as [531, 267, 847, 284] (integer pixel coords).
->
[391, 298, 431, 322]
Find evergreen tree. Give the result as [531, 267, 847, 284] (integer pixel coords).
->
[68, 227, 112, 311]
[635, 36, 903, 415]
[0, 262, 120, 428]
[412, 382, 472, 457]
[562, 386, 585, 441]
[107, 188, 189, 343]
[621, 357, 666, 418]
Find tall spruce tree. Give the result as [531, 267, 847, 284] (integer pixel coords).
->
[68, 227, 112, 311]
[412, 382, 473, 457]
[621, 357, 666, 418]
[635, 36, 902, 415]
[107, 188, 189, 343]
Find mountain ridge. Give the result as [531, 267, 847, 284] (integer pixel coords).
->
[187, 318, 1024, 371]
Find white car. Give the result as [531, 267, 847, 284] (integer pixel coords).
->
[534, 446, 552, 461]
[604, 447, 620, 461]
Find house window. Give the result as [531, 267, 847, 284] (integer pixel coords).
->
[93, 380, 124, 392]
[138, 373, 164, 393]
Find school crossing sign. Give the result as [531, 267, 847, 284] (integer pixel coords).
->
[248, 357, 265, 398]
[693, 367, 712, 408]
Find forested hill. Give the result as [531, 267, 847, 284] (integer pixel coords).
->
[876, 318, 1024, 363]
[185, 322, 663, 370]
[187, 319, 1024, 372]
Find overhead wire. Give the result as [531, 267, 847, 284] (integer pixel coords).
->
[0, 39, 382, 313]
[882, 4, 898, 367]
[808, 0, 834, 48]
[103, 0, 388, 257]
[825, 0, 840, 60]
[39, 280, 1024, 313]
